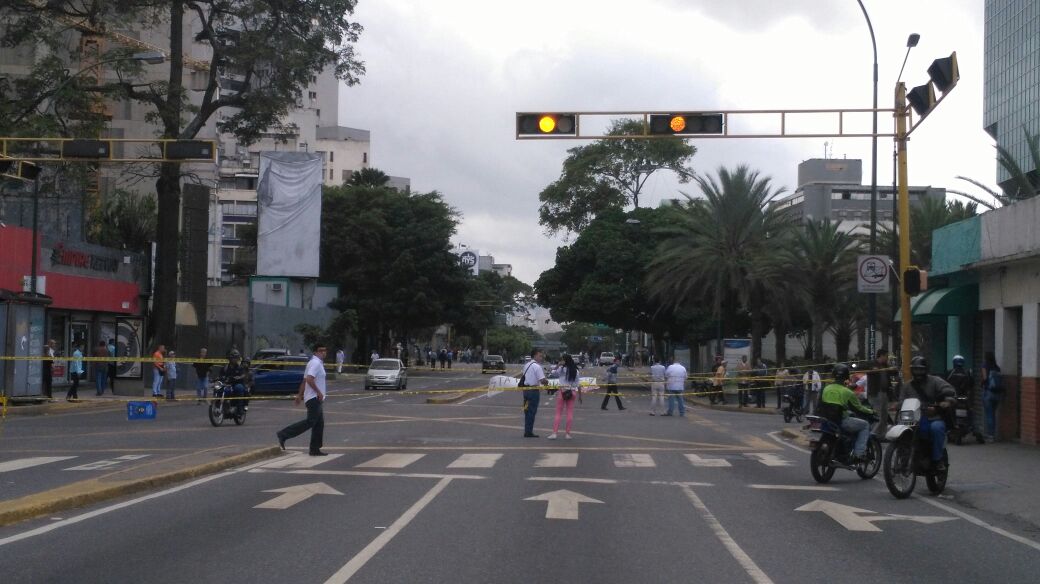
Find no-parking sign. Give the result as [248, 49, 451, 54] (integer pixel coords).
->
[857, 255, 891, 293]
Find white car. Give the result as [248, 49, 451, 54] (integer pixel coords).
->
[364, 358, 408, 390]
[598, 352, 615, 366]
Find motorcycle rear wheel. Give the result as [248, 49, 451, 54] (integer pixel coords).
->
[208, 400, 224, 427]
[234, 407, 247, 426]
[810, 441, 836, 483]
[857, 435, 883, 479]
[883, 439, 916, 499]
[926, 449, 949, 494]
[795, 408, 804, 423]
[783, 408, 793, 423]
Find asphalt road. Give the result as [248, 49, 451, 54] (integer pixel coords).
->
[1, 365, 1039, 583]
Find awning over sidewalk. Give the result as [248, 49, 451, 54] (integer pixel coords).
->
[894, 284, 978, 322]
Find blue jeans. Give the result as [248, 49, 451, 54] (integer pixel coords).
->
[665, 390, 685, 415]
[152, 370, 164, 396]
[841, 416, 870, 456]
[95, 368, 107, 395]
[196, 377, 208, 399]
[522, 389, 540, 435]
[984, 390, 1000, 437]
[919, 415, 947, 461]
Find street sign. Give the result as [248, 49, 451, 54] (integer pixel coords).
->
[795, 500, 955, 532]
[857, 255, 891, 293]
[127, 401, 157, 420]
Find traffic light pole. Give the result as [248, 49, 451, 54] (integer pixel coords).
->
[895, 82, 913, 381]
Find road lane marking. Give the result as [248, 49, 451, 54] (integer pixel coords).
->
[525, 489, 603, 520]
[355, 453, 425, 468]
[251, 468, 486, 481]
[0, 457, 76, 473]
[744, 453, 793, 467]
[447, 453, 502, 468]
[529, 476, 618, 484]
[260, 453, 344, 469]
[64, 454, 151, 471]
[613, 453, 656, 468]
[680, 485, 775, 584]
[534, 453, 578, 468]
[324, 477, 454, 584]
[254, 482, 344, 510]
[749, 485, 839, 491]
[685, 454, 732, 467]
[795, 500, 956, 532]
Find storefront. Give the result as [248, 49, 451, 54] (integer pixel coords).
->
[0, 225, 148, 395]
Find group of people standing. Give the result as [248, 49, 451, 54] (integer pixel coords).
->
[40, 338, 117, 402]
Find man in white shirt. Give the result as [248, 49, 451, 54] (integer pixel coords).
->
[648, 358, 667, 415]
[336, 349, 345, 374]
[663, 357, 688, 417]
[277, 344, 329, 456]
[519, 349, 548, 437]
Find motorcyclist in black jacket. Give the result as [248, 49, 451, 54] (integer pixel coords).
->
[898, 356, 956, 472]
[222, 350, 250, 412]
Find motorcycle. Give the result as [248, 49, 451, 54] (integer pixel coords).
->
[882, 397, 950, 498]
[782, 390, 804, 423]
[806, 412, 882, 483]
[208, 380, 247, 426]
[948, 395, 985, 445]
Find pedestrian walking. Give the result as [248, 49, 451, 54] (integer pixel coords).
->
[663, 356, 687, 417]
[648, 358, 666, 415]
[41, 339, 55, 399]
[277, 344, 330, 456]
[336, 349, 345, 374]
[67, 343, 83, 401]
[151, 344, 166, 397]
[518, 348, 548, 437]
[94, 340, 109, 395]
[712, 358, 727, 404]
[601, 356, 625, 410]
[981, 351, 1003, 441]
[165, 350, 178, 400]
[865, 349, 896, 437]
[802, 367, 821, 415]
[107, 338, 117, 391]
[194, 348, 212, 404]
[737, 355, 751, 406]
[549, 354, 580, 440]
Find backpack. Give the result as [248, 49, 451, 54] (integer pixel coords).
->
[987, 369, 1004, 394]
[946, 368, 973, 397]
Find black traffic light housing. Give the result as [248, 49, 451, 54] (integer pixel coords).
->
[19, 161, 41, 180]
[516, 113, 577, 136]
[62, 139, 112, 160]
[649, 113, 724, 135]
[906, 83, 936, 117]
[903, 267, 928, 296]
[165, 140, 215, 161]
[927, 52, 959, 94]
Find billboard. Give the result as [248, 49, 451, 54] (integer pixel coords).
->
[457, 249, 479, 276]
[256, 152, 323, 278]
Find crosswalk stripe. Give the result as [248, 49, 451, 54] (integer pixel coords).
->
[685, 454, 732, 467]
[613, 453, 656, 468]
[447, 453, 502, 468]
[744, 453, 793, 467]
[262, 453, 344, 469]
[534, 453, 579, 468]
[0, 457, 77, 473]
[356, 453, 426, 468]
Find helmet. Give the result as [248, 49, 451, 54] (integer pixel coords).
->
[952, 355, 965, 367]
[832, 363, 851, 384]
[910, 355, 929, 381]
[229, 349, 241, 359]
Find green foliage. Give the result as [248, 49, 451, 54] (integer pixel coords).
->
[537, 119, 697, 235]
[795, 219, 862, 359]
[876, 197, 977, 270]
[453, 271, 534, 343]
[89, 190, 157, 252]
[484, 325, 534, 361]
[952, 128, 1040, 209]
[294, 311, 358, 350]
[348, 167, 391, 188]
[559, 322, 617, 355]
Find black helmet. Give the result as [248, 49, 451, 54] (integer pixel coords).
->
[229, 349, 241, 359]
[910, 355, 928, 381]
[832, 363, 851, 384]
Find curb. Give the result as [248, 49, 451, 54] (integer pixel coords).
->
[780, 427, 811, 446]
[3, 399, 126, 417]
[425, 392, 471, 404]
[686, 397, 782, 416]
[0, 446, 281, 527]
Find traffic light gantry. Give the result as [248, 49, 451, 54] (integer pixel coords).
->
[1, 137, 217, 162]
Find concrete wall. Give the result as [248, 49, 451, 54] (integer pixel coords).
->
[980, 196, 1040, 262]
[932, 216, 982, 276]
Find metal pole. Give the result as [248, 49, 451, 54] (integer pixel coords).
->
[856, 0, 879, 362]
[30, 174, 39, 295]
[895, 82, 913, 381]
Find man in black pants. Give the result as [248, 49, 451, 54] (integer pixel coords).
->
[276, 345, 328, 456]
[602, 356, 625, 410]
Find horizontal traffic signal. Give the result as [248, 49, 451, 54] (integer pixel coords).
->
[164, 140, 216, 161]
[61, 139, 112, 160]
[516, 113, 577, 136]
[649, 113, 724, 135]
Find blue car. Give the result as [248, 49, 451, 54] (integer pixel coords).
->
[251, 356, 310, 394]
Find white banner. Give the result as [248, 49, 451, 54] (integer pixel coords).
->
[256, 152, 323, 278]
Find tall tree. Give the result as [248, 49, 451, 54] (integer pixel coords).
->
[795, 219, 862, 361]
[349, 167, 391, 188]
[646, 165, 795, 361]
[1, 1, 365, 346]
[537, 119, 696, 235]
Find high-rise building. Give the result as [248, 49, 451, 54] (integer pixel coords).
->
[984, 0, 1040, 191]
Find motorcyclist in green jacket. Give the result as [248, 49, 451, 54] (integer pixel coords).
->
[819, 363, 876, 461]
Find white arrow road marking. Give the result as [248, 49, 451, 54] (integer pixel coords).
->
[525, 489, 603, 520]
[796, 499, 957, 532]
[744, 453, 793, 467]
[255, 482, 344, 510]
[0, 456, 77, 473]
[685, 454, 732, 467]
[534, 453, 578, 468]
[64, 455, 150, 471]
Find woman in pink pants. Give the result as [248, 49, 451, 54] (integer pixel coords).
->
[549, 354, 580, 440]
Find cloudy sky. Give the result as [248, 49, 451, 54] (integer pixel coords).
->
[338, 0, 993, 285]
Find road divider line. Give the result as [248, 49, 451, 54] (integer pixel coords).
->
[324, 477, 454, 584]
[680, 484, 775, 584]
[251, 468, 486, 481]
[749, 484, 840, 491]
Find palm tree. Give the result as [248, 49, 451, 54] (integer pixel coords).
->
[646, 165, 796, 361]
[348, 167, 391, 188]
[950, 128, 1040, 209]
[795, 219, 862, 361]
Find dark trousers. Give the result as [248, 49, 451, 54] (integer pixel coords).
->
[279, 397, 325, 453]
[42, 366, 52, 398]
[602, 383, 624, 409]
[66, 372, 79, 400]
[522, 389, 540, 435]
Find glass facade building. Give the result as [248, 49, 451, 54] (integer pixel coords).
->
[984, 0, 1040, 189]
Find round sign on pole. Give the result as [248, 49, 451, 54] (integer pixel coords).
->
[857, 255, 890, 293]
[459, 251, 479, 275]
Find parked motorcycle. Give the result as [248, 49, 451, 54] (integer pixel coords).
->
[883, 397, 949, 498]
[806, 412, 881, 483]
[208, 380, 247, 426]
[782, 391, 804, 423]
[948, 395, 985, 445]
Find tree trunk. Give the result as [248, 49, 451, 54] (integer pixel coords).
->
[774, 320, 788, 366]
[811, 318, 824, 362]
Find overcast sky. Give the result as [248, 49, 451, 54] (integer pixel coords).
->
[339, 0, 993, 285]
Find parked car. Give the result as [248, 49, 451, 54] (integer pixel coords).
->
[481, 355, 506, 374]
[250, 355, 309, 394]
[252, 348, 291, 363]
[599, 352, 615, 366]
[365, 358, 408, 390]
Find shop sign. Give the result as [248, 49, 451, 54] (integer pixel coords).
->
[50, 243, 120, 273]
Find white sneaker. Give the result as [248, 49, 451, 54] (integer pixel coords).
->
[564, 433, 572, 440]
[547, 433, 557, 440]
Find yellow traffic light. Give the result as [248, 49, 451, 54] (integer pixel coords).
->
[669, 116, 686, 133]
[538, 115, 557, 133]
[649, 113, 724, 135]
[517, 113, 577, 136]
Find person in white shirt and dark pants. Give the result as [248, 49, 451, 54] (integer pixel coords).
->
[519, 349, 548, 437]
[663, 357, 688, 417]
[277, 345, 329, 456]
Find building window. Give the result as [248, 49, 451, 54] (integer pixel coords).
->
[342, 169, 350, 182]
[329, 168, 334, 180]
[363, 152, 368, 164]
[309, 91, 317, 100]
[329, 151, 334, 162]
